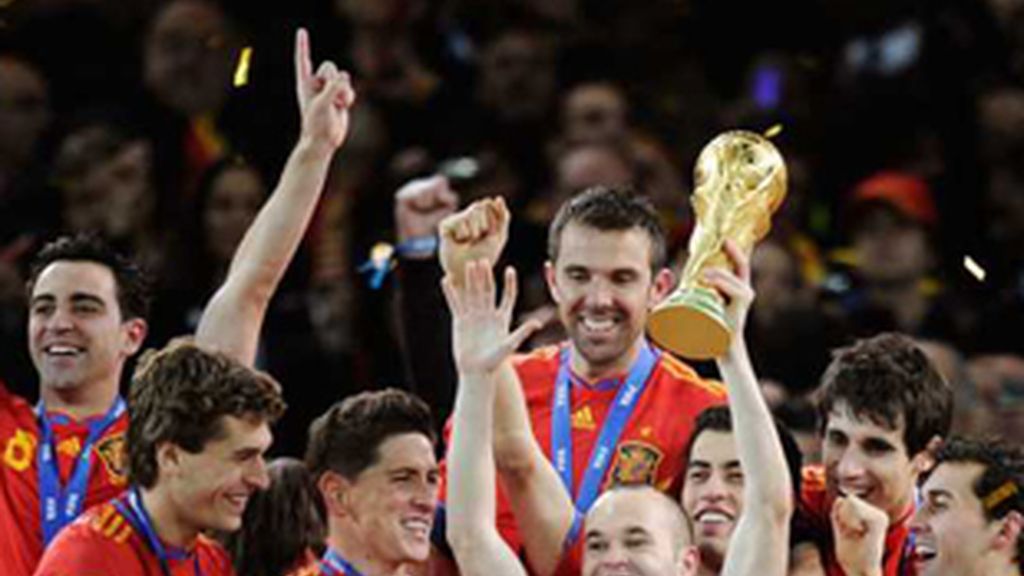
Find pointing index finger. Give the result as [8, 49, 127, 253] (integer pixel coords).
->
[294, 28, 314, 105]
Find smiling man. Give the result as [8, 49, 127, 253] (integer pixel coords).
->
[680, 405, 804, 576]
[790, 333, 953, 576]
[434, 187, 726, 560]
[910, 436, 1022, 576]
[34, 339, 286, 575]
[1, 26, 356, 576]
[304, 389, 439, 576]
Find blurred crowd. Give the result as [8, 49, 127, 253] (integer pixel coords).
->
[2, 0, 1024, 460]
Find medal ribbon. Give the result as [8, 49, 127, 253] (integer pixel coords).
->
[36, 396, 126, 546]
[551, 341, 658, 512]
[113, 486, 203, 576]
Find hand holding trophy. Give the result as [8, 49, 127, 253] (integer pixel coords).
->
[647, 130, 787, 359]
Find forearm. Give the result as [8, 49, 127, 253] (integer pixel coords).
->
[397, 258, 456, 424]
[447, 373, 498, 554]
[722, 513, 791, 576]
[447, 373, 527, 576]
[492, 361, 574, 576]
[196, 137, 334, 364]
[716, 336, 793, 521]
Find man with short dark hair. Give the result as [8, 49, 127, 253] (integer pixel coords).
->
[434, 187, 726, 563]
[304, 388, 439, 576]
[34, 339, 286, 574]
[681, 404, 804, 576]
[1, 27, 355, 576]
[910, 437, 1023, 576]
[790, 333, 954, 576]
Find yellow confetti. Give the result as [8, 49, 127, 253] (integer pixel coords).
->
[233, 47, 253, 88]
[964, 255, 986, 282]
[764, 124, 783, 139]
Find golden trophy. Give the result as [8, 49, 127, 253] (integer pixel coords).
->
[647, 130, 787, 359]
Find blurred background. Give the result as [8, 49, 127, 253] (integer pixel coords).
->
[1, 0, 1023, 462]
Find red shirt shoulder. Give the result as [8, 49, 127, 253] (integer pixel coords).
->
[33, 502, 145, 575]
[33, 499, 235, 576]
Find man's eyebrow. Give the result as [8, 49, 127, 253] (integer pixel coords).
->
[687, 460, 711, 469]
[925, 487, 954, 501]
[69, 293, 106, 306]
[30, 294, 56, 305]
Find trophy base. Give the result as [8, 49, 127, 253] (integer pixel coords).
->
[647, 287, 732, 360]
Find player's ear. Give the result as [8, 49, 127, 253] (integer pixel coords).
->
[156, 442, 183, 478]
[318, 470, 354, 517]
[650, 267, 675, 305]
[544, 260, 561, 304]
[992, 510, 1022, 555]
[912, 436, 943, 475]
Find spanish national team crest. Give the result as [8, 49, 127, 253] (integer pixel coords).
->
[95, 433, 128, 485]
[608, 441, 663, 486]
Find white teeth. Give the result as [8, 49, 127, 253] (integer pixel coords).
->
[401, 519, 430, 533]
[697, 511, 732, 524]
[45, 345, 82, 356]
[581, 317, 615, 331]
[839, 487, 870, 498]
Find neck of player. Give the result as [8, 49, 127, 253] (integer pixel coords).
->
[141, 486, 201, 549]
[329, 526, 406, 576]
[41, 378, 120, 421]
[571, 335, 645, 382]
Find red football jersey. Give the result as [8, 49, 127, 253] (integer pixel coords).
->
[438, 343, 727, 555]
[796, 466, 917, 576]
[0, 383, 130, 576]
[33, 498, 234, 576]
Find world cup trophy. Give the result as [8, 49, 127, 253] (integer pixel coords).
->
[647, 130, 787, 359]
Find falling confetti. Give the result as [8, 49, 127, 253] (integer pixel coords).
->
[764, 124, 783, 139]
[964, 255, 986, 282]
[233, 47, 253, 88]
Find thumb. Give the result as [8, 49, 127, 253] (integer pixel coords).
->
[502, 319, 543, 357]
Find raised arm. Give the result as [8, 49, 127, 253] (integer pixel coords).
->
[195, 29, 355, 364]
[443, 260, 541, 576]
[705, 240, 794, 576]
[437, 200, 576, 576]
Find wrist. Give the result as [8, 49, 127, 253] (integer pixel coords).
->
[396, 235, 438, 260]
[295, 134, 337, 160]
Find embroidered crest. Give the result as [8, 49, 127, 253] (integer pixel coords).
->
[95, 433, 128, 485]
[608, 441, 663, 486]
[3, 429, 36, 473]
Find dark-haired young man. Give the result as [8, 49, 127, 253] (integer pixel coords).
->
[34, 339, 286, 575]
[681, 404, 804, 576]
[910, 437, 1023, 576]
[304, 388, 440, 576]
[1, 28, 355, 576]
[790, 333, 954, 576]
[434, 188, 726, 558]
